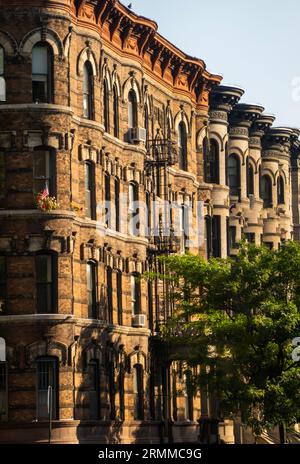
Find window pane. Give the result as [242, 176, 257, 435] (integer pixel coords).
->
[32, 46, 48, 75]
[0, 48, 4, 76]
[36, 255, 51, 283]
[0, 153, 4, 198]
[34, 151, 48, 178]
[37, 359, 57, 420]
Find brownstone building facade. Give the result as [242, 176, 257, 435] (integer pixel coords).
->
[0, 0, 299, 444]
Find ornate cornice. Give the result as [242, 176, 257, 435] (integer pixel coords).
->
[229, 103, 264, 129]
[3, 0, 222, 107]
[210, 85, 244, 113]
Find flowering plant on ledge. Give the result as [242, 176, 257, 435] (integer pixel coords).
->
[34, 187, 59, 213]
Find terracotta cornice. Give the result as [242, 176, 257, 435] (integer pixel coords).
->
[1, 0, 222, 107]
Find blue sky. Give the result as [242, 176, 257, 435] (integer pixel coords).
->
[128, 0, 300, 128]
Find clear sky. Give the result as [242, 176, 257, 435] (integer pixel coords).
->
[127, 0, 300, 128]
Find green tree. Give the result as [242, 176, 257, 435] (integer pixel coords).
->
[160, 241, 300, 444]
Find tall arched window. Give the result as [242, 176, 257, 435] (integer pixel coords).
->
[129, 182, 139, 236]
[37, 357, 58, 420]
[88, 359, 100, 420]
[228, 154, 241, 198]
[85, 162, 96, 220]
[247, 158, 254, 197]
[117, 270, 123, 326]
[261, 175, 273, 208]
[133, 364, 144, 420]
[32, 43, 53, 103]
[35, 252, 57, 314]
[83, 61, 94, 120]
[87, 261, 97, 319]
[0, 46, 6, 102]
[115, 177, 120, 232]
[113, 84, 119, 138]
[207, 139, 219, 184]
[178, 121, 188, 171]
[128, 89, 138, 129]
[106, 266, 113, 324]
[131, 274, 141, 315]
[33, 148, 55, 196]
[144, 104, 149, 147]
[103, 79, 110, 133]
[277, 175, 285, 204]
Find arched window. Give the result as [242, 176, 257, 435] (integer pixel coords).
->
[37, 357, 58, 420]
[0, 46, 6, 102]
[178, 121, 188, 171]
[32, 43, 53, 103]
[0, 151, 5, 200]
[113, 84, 119, 138]
[33, 148, 55, 196]
[87, 261, 97, 319]
[144, 104, 149, 148]
[115, 177, 120, 232]
[83, 61, 94, 119]
[277, 175, 285, 204]
[84, 162, 96, 220]
[129, 182, 139, 236]
[204, 139, 219, 184]
[133, 364, 144, 420]
[131, 274, 141, 315]
[103, 79, 110, 133]
[128, 89, 138, 129]
[184, 370, 193, 421]
[247, 158, 254, 197]
[117, 270, 122, 326]
[106, 266, 113, 324]
[0, 256, 5, 314]
[261, 175, 273, 208]
[35, 252, 57, 314]
[228, 154, 241, 198]
[88, 359, 100, 420]
[105, 173, 111, 228]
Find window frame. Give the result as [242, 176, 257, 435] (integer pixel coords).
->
[277, 175, 285, 205]
[117, 270, 123, 326]
[103, 78, 110, 133]
[35, 252, 57, 314]
[32, 43, 53, 104]
[88, 359, 101, 420]
[106, 266, 113, 324]
[133, 363, 144, 421]
[86, 260, 98, 319]
[33, 147, 56, 196]
[36, 356, 59, 421]
[261, 175, 273, 208]
[113, 84, 119, 138]
[131, 273, 141, 315]
[178, 121, 188, 171]
[128, 89, 138, 129]
[228, 154, 241, 198]
[247, 158, 255, 197]
[83, 61, 94, 120]
[84, 161, 96, 220]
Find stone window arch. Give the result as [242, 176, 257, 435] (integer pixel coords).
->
[20, 28, 64, 58]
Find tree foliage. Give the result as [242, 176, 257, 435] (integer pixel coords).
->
[161, 241, 300, 439]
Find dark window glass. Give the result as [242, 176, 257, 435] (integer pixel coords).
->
[129, 183, 139, 236]
[88, 360, 100, 420]
[113, 85, 119, 138]
[108, 361, 116, 419]
[128, 90, 137, 128]
[0, 152, 5, 199]
[87, 261, 97, 319]
[133, 364, 144, 420]
[212, 215, 221, 258]
[119, 365, 125, 421]
[245, 233, 255, 244]
[178, 121, 188, 171]
[205, 139, 219, 184]
[0, 362, 7, 421]
[85, 162, 96, 220]
[228, 155, 241, 197]
[261, 175, 273, 208]
[37, 358, 58, 420]
[36, 254, 56, 313]
[131, 274, 141, 315]
[105, 173, 111, 228]
[247, 158, 254, 196]
[205, 216, 212, 259]
[229, 226, 237, 250]
[115, 178, 120, 232]
[277, 176, 285, 204]
[32, 44, 52, 103]
[144, 104, 149, 149]
[117, 270, 122, 326]
[33, 149, 55, 195]
[103, 79, 110, 133]
[107, 267, 113, 324]
[0, 46, 6, 102]
[83, 62, 94, 119]
[0, 256, 6, 313]
[184, 370, 193, 421]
